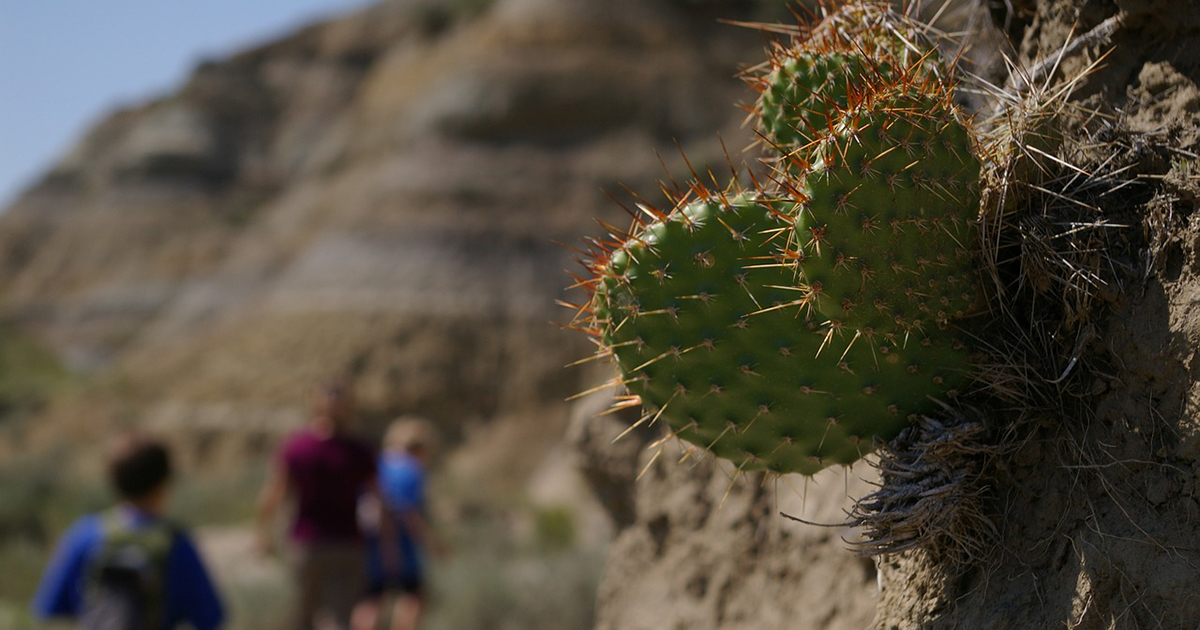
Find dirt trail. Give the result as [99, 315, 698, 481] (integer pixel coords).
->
[195, 526, 293, 630]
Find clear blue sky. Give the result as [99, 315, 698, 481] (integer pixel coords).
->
[0, 0, 375, 208]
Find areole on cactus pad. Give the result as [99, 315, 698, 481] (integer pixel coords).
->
[574, 2, 982, 475]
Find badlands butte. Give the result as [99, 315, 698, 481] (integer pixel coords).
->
[3, 0, 1200, 628]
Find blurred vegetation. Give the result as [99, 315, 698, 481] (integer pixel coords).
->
[404, 0, 497, 35]
[223, 573, 293, 630]
[0, 321, 70, 425]
[424, 494, 604, 630]
[0, 323, 85, 613]
[0, 600, 71, 630]
[534, 505, 578, 553]
[426, 547, 605, 630]
[170, 460, 269, 527]
[0, 453, 109, 609]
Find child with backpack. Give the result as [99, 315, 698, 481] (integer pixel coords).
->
[31, 432, 225, 630]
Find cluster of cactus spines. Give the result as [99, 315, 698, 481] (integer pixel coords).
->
[752, 1, 950, 151]
[571, 1, 981, 475]
[759, 52, 876, 149]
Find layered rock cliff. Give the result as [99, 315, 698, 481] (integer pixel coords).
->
[0, 0, 769, 469]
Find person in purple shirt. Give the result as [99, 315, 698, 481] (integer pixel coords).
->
[32, 433, 225, 630]
[257, 380, 378, 630]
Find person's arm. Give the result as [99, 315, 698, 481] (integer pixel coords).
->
[398, 509, 449, 560]
[255, 458, 288, 555]
[367, 474, 402, 575]
[31, 516, 100, 619]
[166, 531, 225, 630]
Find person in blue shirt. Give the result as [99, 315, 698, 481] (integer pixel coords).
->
[32, 432, 225, 630]
[352, 417, 446, 630]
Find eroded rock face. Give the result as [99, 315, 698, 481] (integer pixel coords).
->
[568, 373, 882, 629]
[593, 446, 881, 630]
[867, 0, 1200, 628]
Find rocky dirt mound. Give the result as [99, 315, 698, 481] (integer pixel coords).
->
[871, 0, 1200, 627]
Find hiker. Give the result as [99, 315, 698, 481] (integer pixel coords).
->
[31, 432, 225, 630]
[352, 417, 446, 630]
[257, 379, 378, 630]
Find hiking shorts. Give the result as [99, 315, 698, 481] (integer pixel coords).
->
[291, 541, 367, 630]
[367, 574, 424, 597]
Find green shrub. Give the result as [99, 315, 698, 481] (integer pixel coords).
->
[0, 321, 69, 420]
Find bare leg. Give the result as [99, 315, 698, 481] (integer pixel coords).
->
[389, 594, 423, 630]
[351, 597, 381, 630]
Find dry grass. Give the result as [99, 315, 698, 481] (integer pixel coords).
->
[848, 409, 999, 565]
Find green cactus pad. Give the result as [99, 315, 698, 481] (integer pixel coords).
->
[760, 52, 881, 149]
[757, 4, 947, 155]
[785, 90, 980, 338]
[593, 193, 973, 475]
[774, 90, 980, 427]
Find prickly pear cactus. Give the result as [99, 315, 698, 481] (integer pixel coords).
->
[593, 187, 975, 474]
[575, 1, 981, 475]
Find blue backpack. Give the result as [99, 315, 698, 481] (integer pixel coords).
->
[79, 510, 176, 630]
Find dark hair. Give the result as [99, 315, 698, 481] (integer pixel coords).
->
[313, 378, 357, 433]
[108, 434, 172, 500]
[321, 380, 352, 406]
